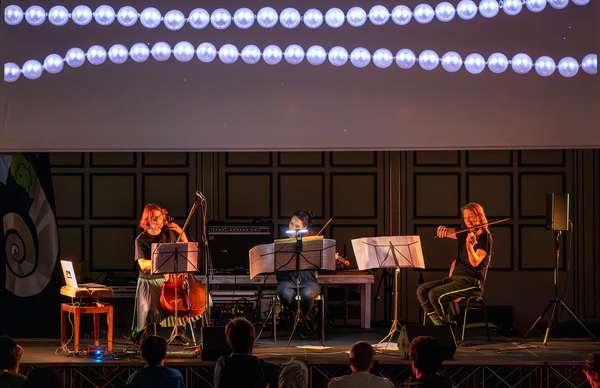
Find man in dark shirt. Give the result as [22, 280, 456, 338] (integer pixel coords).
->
[403, 336, 454, 388]
[416, 202, 492, 325]
[127, 336, 184, 388]
[214, 318, 279, 388]
[0, 336, 26, 388]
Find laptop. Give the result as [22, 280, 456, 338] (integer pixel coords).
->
[60, 260, 105, 289]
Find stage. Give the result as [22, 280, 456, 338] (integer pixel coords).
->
[19, 328, 600, 387]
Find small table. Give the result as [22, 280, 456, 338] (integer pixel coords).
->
[205, 272, 374, 328]
[60, 286, 114, 352]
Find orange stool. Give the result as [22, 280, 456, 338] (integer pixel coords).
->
[60, 302, 113, 353]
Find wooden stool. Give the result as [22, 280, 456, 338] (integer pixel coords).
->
[60, 302, 113, 352]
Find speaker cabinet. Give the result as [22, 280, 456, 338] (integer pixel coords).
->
[201, 326, 230, 361]
[398, 324, 457, 360]
[546, 193, 570, 231]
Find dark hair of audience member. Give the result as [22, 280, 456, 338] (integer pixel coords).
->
[0, 336, 18, 370]
[141, 335, 168, 366]
[349, 341, 375, 372]
[409, 336, 443, 375]
[24, 367, 62, 388]
[225, 317, 255, 354]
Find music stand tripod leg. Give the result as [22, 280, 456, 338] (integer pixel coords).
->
[287, 273, 303, 346]
[378, 268, 401, 344]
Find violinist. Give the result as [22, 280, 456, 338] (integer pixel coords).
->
[416, 202, 492, 326]
[276, 211, 321, 322]
[130, 203, 187, 344]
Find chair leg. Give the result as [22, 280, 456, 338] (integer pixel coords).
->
[320, 296, 325, 345]
[461, 302, 469, 343]
[273, 296, 277, 343]
[483, 302, 491, 341]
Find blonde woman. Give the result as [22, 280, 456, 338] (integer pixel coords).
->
[416, 202, 492, 326]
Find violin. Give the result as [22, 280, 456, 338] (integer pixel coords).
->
[435, 218, 510, 239]
[335, 251, 351, 267]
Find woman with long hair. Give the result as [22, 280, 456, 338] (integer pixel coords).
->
[416, 202, 493, 325]
[130, 203, 187, 343]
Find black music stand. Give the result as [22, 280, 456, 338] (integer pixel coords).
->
[352, 236, 425, 345]
[273, 233, 326, 345]
[152, 241, 199, 346]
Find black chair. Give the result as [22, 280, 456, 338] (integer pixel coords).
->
[453, 239, 493, 343]
[423, 234, 494, 343]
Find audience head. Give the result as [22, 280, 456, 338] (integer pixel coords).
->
[278, 359, 308, 388]
[584, 353, 600, 387]
[409, 336, 443, 376]
[24, 367, 62, 388]
[0, 336, 22, 372]
[141, 335, 168, 366]
[224, 317, 255, 354]
[349, 341, 375, 372]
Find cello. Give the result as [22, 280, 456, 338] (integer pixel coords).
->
[159, 192, 210, 327]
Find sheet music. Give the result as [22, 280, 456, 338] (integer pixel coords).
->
[351, 236, 425, 270]
[249, 238, 336, 279]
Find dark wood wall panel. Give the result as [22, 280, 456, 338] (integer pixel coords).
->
[142, 174, 189, 219]
[414, 173, 460, 218]
[278, 173, 324, 218]
[467, 150, 512, 166]
[467, 173, 512, 218]
[414, 151, 460, 166]
[51, 153, 197, 278]
[226, 174, 272, 219]
[279, 152, 324, 166]
[519, 173, 565, 217]
[52, 174, 83, 219]
[331, 174, 377, 218]
[57, 226, 84, 261]
[90, 226, 136, 271]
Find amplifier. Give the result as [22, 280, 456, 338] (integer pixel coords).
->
[208, 221, 273, 274]
[211, 291, 258, 325]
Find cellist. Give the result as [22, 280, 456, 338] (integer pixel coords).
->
[130, 203, 187, 344]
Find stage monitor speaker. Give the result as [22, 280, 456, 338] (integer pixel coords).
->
[398, 324, 457, 361]
[546, 193, 570, 231]
[201, 326, 230, 361]
[208, 221, 273, 274]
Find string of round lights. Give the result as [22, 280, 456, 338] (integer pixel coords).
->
[4, 42, 596, 82]
[3, 0, 592, 30]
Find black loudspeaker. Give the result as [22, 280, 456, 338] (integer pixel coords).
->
[201, 326, 230, 361]
[207, 222, 273, 274]
[546, 193, 570, 231]
[398, 324, 457, 360]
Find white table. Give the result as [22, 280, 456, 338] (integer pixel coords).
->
[205, 272, 374, 328]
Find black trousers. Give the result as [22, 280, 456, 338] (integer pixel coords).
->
[416, 276, 481, 317]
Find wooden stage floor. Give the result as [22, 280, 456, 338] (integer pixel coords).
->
[20, 328, 600, 366]
[16, 328, 599, 387]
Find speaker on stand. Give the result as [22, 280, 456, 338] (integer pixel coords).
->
[524, 193, 597, 344]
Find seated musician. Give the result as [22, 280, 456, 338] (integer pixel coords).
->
[130, 203, 187, 343]
[276, 210, 321, 322]
[416, 202, 492, 325]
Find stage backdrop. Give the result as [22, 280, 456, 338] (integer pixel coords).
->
[1, 0, 599, 151]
